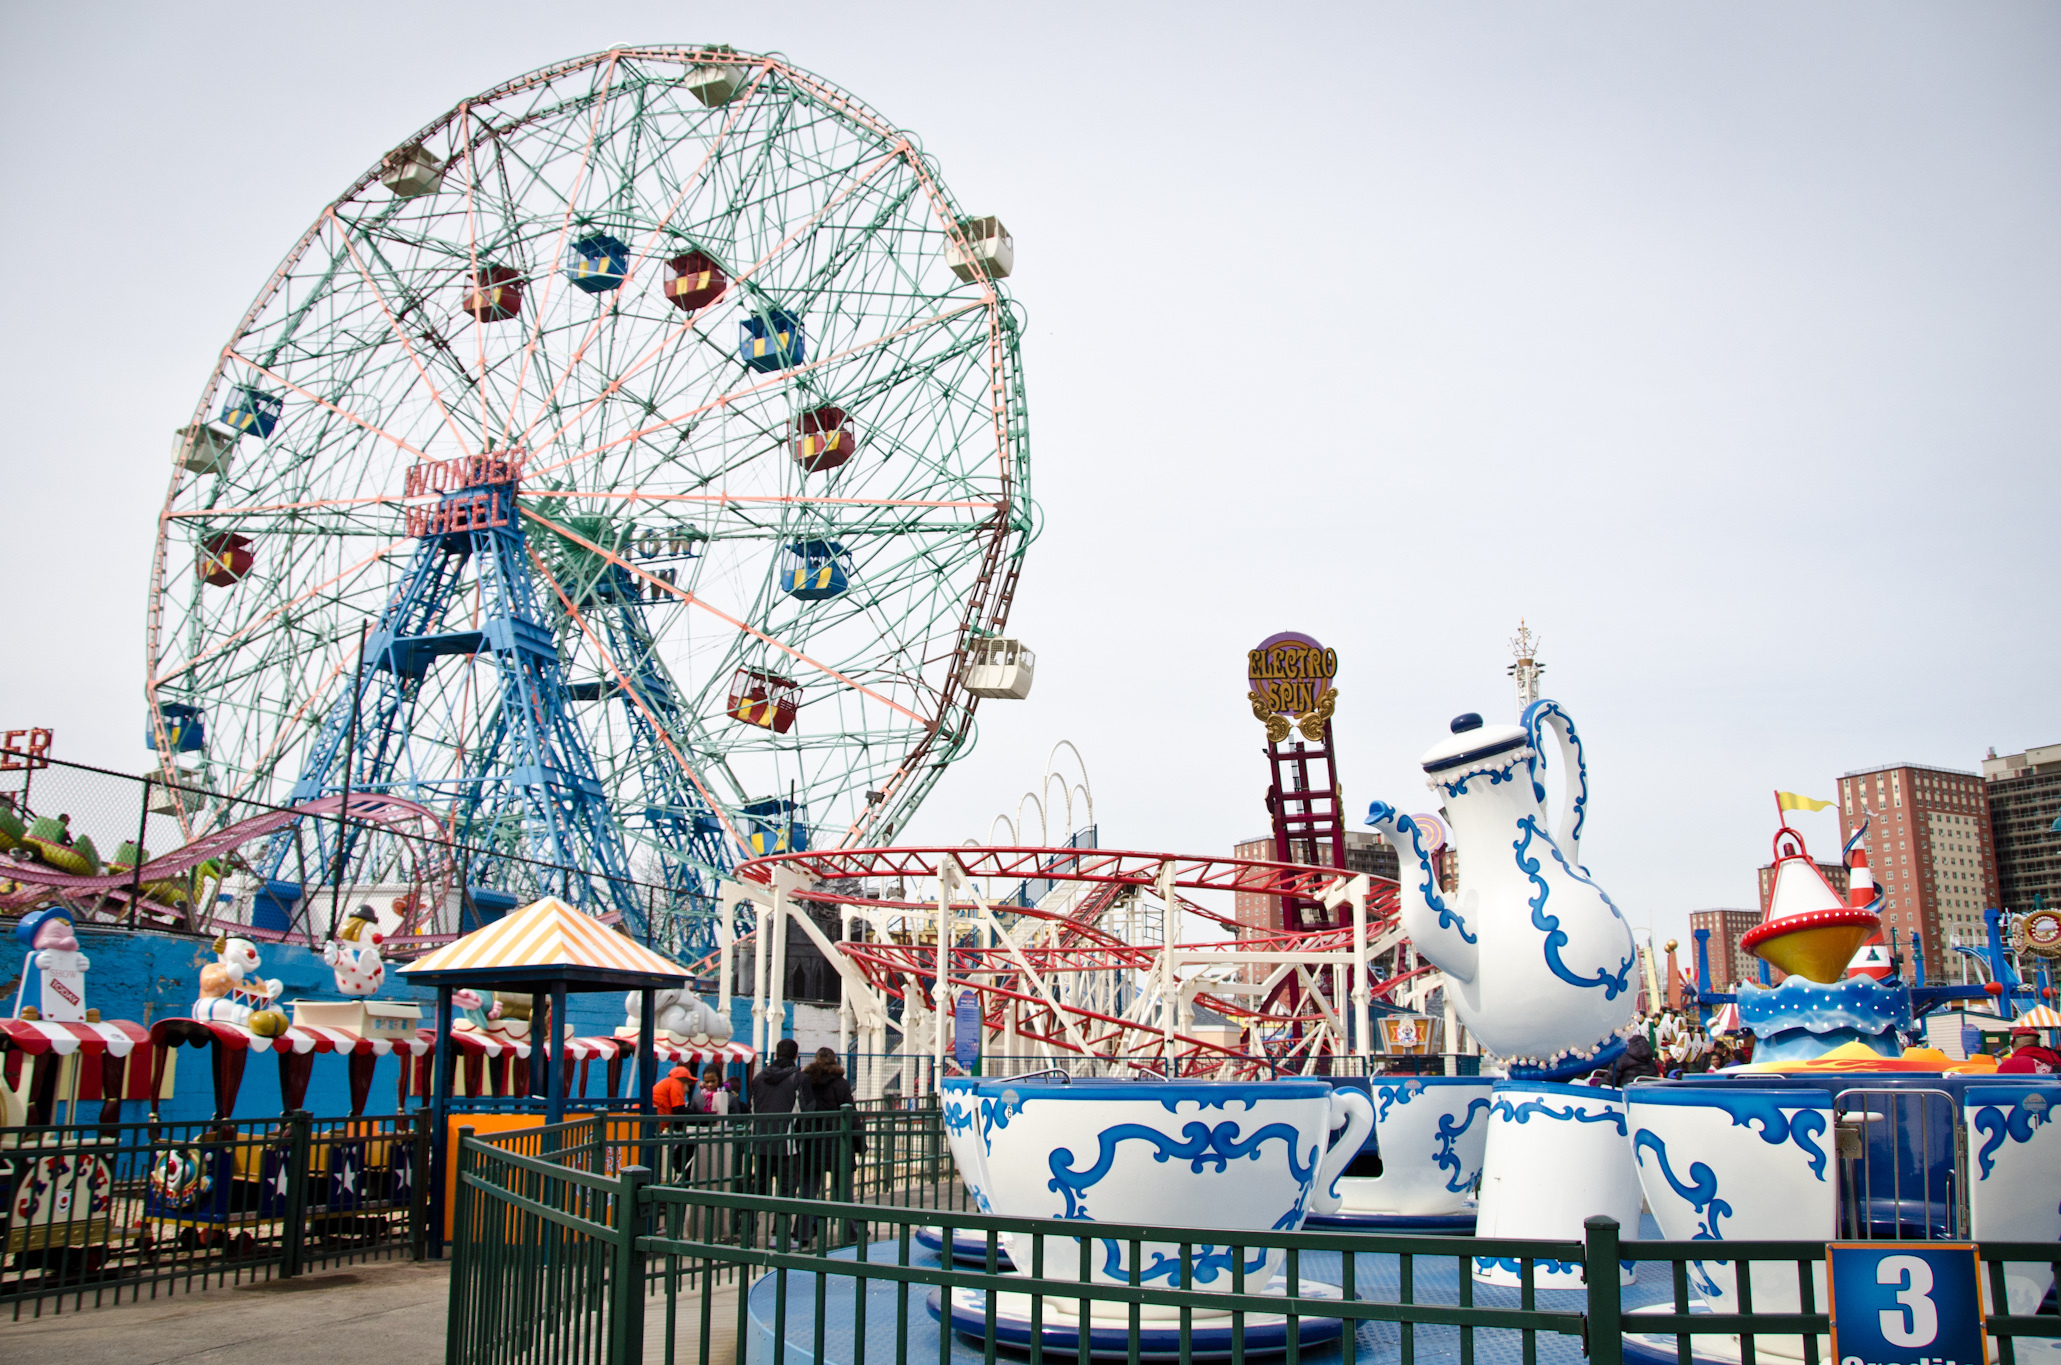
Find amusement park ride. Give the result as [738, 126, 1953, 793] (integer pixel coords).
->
[132, 44, 1037, 960]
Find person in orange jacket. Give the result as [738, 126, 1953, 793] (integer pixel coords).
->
[654, 1063, 695, 1112]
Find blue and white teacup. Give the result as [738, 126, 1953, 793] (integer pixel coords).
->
[1626, 1084, 1835, 1354]
[1474, 1080, 1642, 1289]
[1333, 1076, 1494, 1216]
[1963, 1083, 2061, 1320]
[964, 1077, 1374, 1309]
[940, 1077, 999, 1213]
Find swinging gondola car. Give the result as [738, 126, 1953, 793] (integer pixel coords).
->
[683, 49, 742, 107]
[741, 798, 807, 856]
[663, 250, 726, 312]
[219, 386, 283, 440]
[198, 533, 255, 587]
[725, 669, 799, 734]
[380, 142, 443, 198]
[173, 423, 235, 477]
[739, 309, 804, 373]
[963, 637, 1035, 700]
[778, 540, 851, 601]
[944, 215, 1014, 282]
[565, 233, 630, 294]
[146, 703, 206, 753]
[791, 406, 856, 473]
[459, 265, 524, 323]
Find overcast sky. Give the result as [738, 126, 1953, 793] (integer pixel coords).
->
[1, 2, 2054, 951]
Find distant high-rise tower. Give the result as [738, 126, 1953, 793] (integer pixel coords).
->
[1509, 620, 1545, 711]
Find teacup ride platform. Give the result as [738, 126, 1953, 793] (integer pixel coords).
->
[743, 1219, 1684, 1365]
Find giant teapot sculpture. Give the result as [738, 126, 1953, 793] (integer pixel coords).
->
[1366, 700, 1637, 1072]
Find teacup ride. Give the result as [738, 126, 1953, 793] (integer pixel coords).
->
[1617, 816, 2061, 1365]
[1366, 700, 1644, 1280]
[931, 1075, 1374, 1357]
[1304, 1075, 1493, 1232]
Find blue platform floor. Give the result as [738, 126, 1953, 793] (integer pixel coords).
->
[741, 1219, 1690, 1365]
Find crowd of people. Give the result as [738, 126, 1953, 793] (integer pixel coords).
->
[650, 1038, 865, 1246]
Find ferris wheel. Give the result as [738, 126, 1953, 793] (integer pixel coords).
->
[144, 46, 1035, 950]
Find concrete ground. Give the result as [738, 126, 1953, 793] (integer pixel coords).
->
[3, 1259, 740, 1365]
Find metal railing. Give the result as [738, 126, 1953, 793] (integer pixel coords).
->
[2, 1109, 428, 1318]
[448, 1107, 2061, 1365]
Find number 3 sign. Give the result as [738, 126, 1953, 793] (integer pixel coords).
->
[1828, 1243, 1989, 1365]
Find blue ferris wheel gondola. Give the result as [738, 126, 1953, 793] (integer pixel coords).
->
[565, 233, 630, 294]
[220, 386, 283, 440]
[739, 309, 804, 372]
[778, 540, 851, 601]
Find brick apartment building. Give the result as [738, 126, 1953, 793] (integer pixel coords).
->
[1983, 742, 2061, 914]
[1838, 763, 1996, 974]
[1690, 907, 1773, 991]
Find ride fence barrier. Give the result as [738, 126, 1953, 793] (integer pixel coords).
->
[448, 1110, 2061, 1365]
[845, 1052, 1485, 1095]
[2, 1108, 429, 1318]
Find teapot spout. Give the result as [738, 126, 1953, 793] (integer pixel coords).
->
[1366, 801, 1479, 984]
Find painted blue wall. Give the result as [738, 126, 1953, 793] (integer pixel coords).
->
[5, 928, 729, 1123]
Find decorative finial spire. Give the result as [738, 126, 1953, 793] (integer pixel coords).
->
[1507, 619, 1544, 710]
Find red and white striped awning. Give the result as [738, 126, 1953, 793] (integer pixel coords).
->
[1709, 1003, 1743, 1035]
[0, 1017, 150, 1057]
[628, 1034, 755, 1066]
[436, 1027, 530, 1060]
[150, 1018, 432, 1057]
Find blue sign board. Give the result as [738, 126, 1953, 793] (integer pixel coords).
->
[1828, 1242, 1989, 1365]
[953, 989, 981, 1071]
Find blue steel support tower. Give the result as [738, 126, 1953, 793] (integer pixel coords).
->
[262, 454, 649, 935]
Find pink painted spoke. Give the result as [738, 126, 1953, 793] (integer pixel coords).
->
[522, 145, 907, 461]
[519, 507, 931, 726]
[527, 546, 748, 849]
[153, 537, 410, 687]
[326, 214, 476, 459]
[513, 62, 778, 452]
[528, 299, 984, 481]
[226, 351, 429, 462]
[500, 54, 620, 448]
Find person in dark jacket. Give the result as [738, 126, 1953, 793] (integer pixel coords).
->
[792, 1048, 862, 1246]
[747, 1040, 804, 1216]
[1605, 1034, 1662, 1088]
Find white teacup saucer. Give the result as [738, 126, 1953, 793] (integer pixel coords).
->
[927, 1277, 1346, 1359]
[916, 1225, 1017, 1268]
[1304, 1207, 1477, 1233]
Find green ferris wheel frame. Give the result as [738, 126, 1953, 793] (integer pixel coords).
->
[144, 45, 1035, 936]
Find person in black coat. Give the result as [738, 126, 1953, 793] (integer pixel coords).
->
[1605, 1034, 1662, 1088]
[792, 1048, 861, 1245]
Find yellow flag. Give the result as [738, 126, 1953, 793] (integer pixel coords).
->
[1777, 792, 1834, 813]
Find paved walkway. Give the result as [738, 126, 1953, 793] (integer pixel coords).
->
[4, 1259, 739, 1365]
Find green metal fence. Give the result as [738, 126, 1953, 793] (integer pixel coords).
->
[448, 1111, 2061, 1365]
[3, 1109, 428, 1318]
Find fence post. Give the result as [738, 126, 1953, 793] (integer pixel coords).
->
[281, 1109, 313, 1277]
[445, 1128, 474, 1365]
[410, 1108, 432, 1261]
[1583, 1215, 1624, 1365]
[610, 1164, 652, 1365]
[837, 1102, 857, 1204]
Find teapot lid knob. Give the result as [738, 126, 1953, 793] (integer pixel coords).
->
[1450, 712, 1484, 734]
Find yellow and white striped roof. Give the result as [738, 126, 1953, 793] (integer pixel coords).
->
[400, 897, 688, 980]
[2013, 1005, 2061, 1029]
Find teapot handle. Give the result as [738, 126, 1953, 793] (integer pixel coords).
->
[1523, 700, 1588, 862]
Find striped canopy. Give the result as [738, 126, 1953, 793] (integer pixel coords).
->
[399, 896, 689, 988]
[2012, 1005, 2061, 1029]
